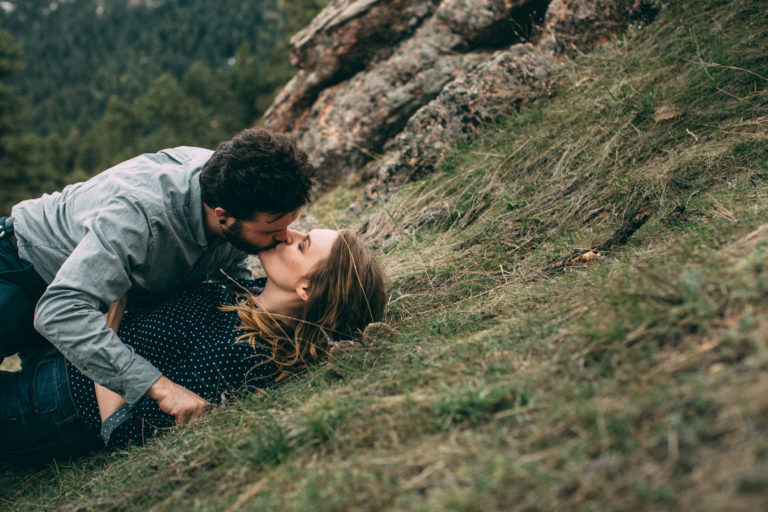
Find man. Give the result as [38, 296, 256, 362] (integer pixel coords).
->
[0, 128, 314, 424]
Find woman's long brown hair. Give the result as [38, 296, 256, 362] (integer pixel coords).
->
[228, 230, 387, 381]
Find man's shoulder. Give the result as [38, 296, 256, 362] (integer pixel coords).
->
[95, 146, 213, 222]
[104, 146, 213, 197]
[156, 146, 214, 166]
[107, 146, 213, 176]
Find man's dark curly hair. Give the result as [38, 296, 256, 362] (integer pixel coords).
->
[200, 128, 315, 219]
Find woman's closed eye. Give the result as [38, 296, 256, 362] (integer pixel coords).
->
[299, 234, 311, 252]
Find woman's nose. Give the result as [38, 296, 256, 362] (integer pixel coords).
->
[281, 229, 304, 244]
[272, 229, 289, 243]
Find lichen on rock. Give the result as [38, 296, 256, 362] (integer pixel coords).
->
[260, 0, 668, 203]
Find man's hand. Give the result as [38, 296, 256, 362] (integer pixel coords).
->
[147, 376, 212, 424]
[104, 297, 211, 425]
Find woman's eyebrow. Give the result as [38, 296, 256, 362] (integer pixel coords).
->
[305, 233, 312, 249]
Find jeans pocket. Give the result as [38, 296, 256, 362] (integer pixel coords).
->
[32, 355, 78, 425]
[31, 357, 57, 414]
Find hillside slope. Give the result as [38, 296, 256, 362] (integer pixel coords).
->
[2, 0, 767, 510]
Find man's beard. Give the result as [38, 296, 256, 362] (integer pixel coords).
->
[222, 220, 279, 254]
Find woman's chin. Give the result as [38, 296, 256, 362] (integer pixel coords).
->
[256, 246, 277, 264]
[255, 253, 272, 275]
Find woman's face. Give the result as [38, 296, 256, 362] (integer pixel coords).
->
[257, 228, 338, 295]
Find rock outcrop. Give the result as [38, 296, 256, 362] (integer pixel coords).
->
[543, 0, 663, 51]
[261, 0, 668, 201]
[369, 43, 557, 198]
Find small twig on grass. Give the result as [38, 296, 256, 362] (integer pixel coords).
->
[387, 293, 415, 306]
[683, 57, 768, 83]
[402, 461, 447, 491]
[597, 211, 651, 252]
[643, 339, 721, 382]
[512, 264, 530, 286]
[714, 87, 753, 104]
[540, 210, 651, 274]
[410, 282, 513, 318]
[689, 27, 716, 82]
[225, 478, 267, 512]
[493, 404, 541, 420]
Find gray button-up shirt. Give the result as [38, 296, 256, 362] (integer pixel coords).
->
[11, 146, 252, 403]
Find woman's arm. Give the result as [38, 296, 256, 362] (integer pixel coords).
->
[96, 286, 275, 448]
[94, 297, 128, 422]
[94, 383, 127, 423]
[101, 333, 272, 449]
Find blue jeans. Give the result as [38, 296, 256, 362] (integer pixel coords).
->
[0, 217, 50, 360]
[0, 350, 101, 465]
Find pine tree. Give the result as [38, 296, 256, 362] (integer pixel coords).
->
[0, 26, 25, 148]
[0, 25, 29, 214]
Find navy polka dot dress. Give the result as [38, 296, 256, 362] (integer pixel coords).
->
[66, 278, 276, 449]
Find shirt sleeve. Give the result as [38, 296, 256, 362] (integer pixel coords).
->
[33, 197, 163, 404]
[100, 338, 271, 449]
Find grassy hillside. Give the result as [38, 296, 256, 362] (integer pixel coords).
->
[2, 0, 767, 509]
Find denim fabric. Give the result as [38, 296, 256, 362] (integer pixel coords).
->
[0, 350, 100, 465]
[0, 220, 48, 359]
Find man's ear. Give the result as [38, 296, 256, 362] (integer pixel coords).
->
[296, 279, 311, 302]
[214, 207, 229, 223]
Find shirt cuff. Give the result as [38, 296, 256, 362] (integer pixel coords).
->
[101, 403, 137, 449]
[113, 358, 163, 404]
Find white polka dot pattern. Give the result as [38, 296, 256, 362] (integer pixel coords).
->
[66, 279, 274, 448]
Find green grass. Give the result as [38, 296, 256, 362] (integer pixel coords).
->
[3, 0, 768, 509]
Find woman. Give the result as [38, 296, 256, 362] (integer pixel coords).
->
[0, 229, 387, 464]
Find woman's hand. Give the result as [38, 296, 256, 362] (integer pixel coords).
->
[95, 296, 129, 422]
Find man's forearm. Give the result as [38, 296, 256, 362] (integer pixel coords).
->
[35, 287, 162, 403]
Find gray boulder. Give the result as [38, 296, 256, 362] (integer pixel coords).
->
[260, 0, 667, 201]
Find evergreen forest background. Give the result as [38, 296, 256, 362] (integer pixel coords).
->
[0, 0, 327, 215]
